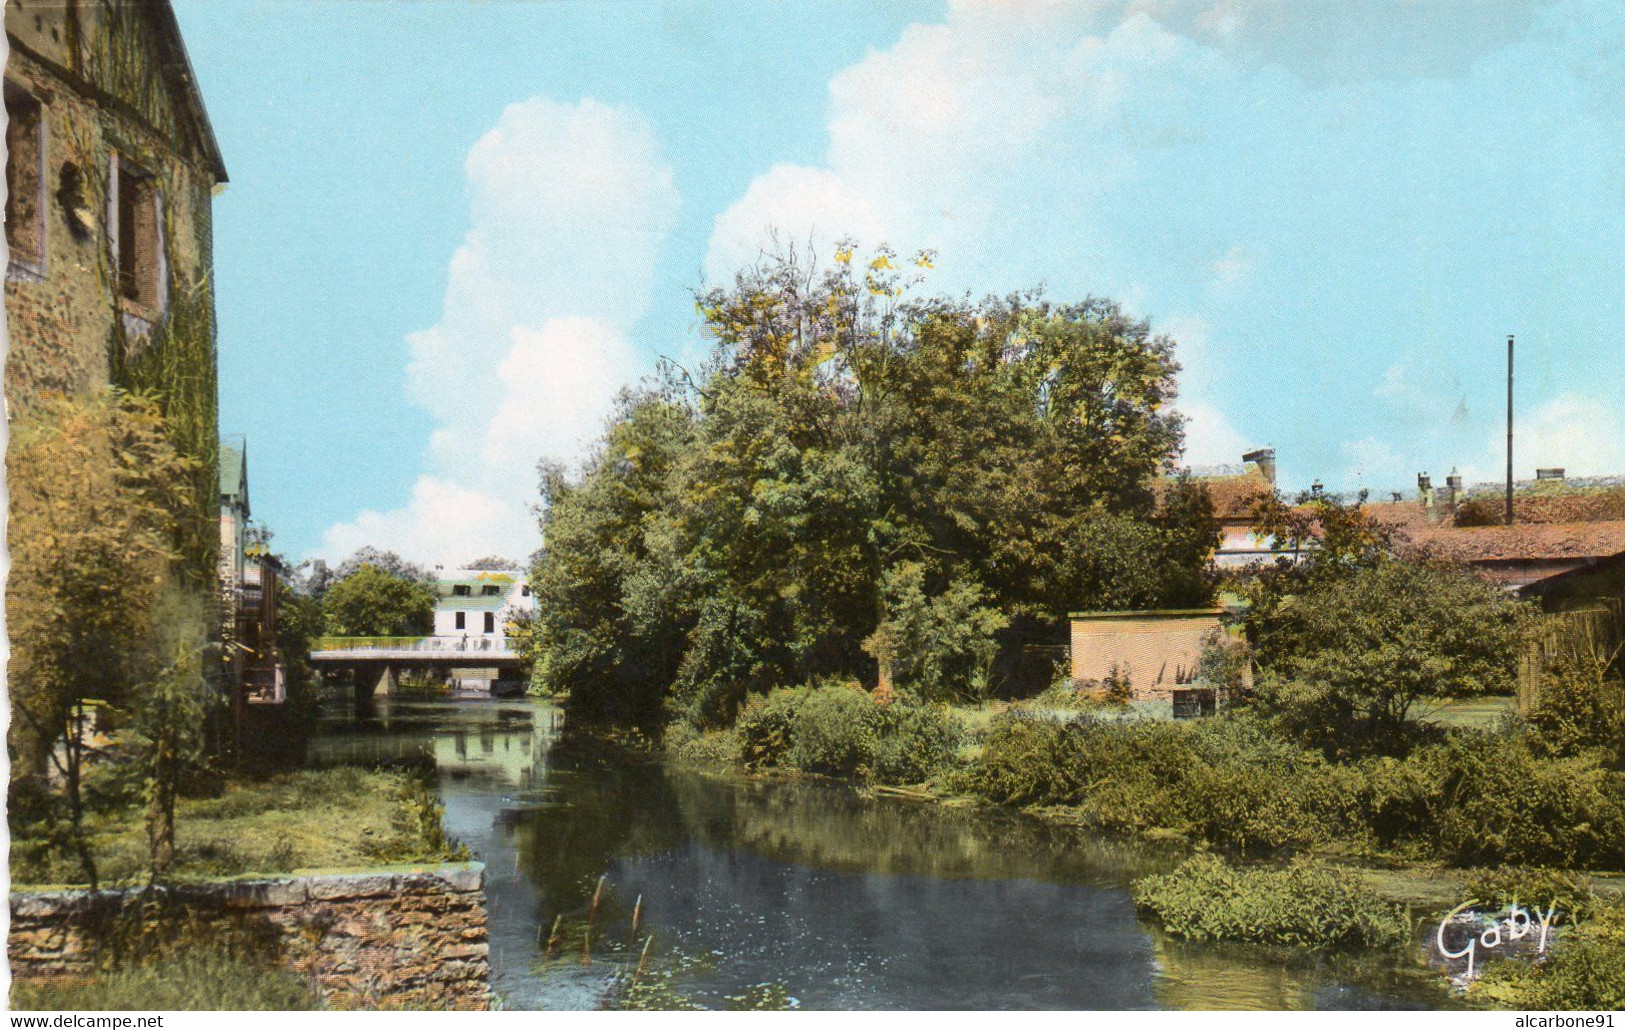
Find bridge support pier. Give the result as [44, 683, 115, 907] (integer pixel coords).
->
[373, 663, 397, 697]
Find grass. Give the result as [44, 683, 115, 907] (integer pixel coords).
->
[11, 767, 462, 887]
[11, 951, 321, 1011]
[1414, 694, 1516, 729]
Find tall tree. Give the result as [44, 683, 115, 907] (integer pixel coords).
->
[530, 247, 1212, 724]
[6, 391, 197, 885]
[321, 564, 436, 638]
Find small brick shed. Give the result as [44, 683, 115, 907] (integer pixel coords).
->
[1068, 609, 1224, 701]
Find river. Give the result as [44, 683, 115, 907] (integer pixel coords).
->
[306, 695, 1453, 1011]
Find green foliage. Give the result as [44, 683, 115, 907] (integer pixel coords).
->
[870, 701, 966, 784]
[738, 688, 806, 769]
[528, 395, 697, 722]
[1132, 854, 1411, 949]
[321, 564, 436, 637]
[126, 588, 219, 878]
[964, 711, 1625, 869]
[784, 683, 883, 777]
[876, 562, 1008, 703]
[1250, 556, 1525, 756]
[1463, 867, 1599, 924]
[735, 684, 963, 784]
[1429, 733, 1625, 870]
[665, 722, 745, 766]
[6, 390, 201, 887]
[1528, 653, 1625, 765]
[9, 767, 466, 887]
[11, 951, 321, 1011]
[1473, 900, 1625, 1009]
[530, 248, 1213, 721]
[964, 717, 1092, 807]
[110, 279, 220, 590]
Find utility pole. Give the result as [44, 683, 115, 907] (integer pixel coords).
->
[1506, 334, 1515, 526]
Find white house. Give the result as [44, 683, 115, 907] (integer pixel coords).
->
[431, 567, 535, 649]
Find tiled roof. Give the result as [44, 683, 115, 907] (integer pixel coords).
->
[1158, 465, 1274, 520]
[1388, 519, 1625, 563]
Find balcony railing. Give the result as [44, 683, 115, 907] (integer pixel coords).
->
[310, 635, 514, 655]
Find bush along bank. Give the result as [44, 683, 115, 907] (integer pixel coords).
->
[961, 712, 1625, 870]
[666, 687, 1625, 874]
[669, 681, 965, 787]
[1131, 854, 1412, 950]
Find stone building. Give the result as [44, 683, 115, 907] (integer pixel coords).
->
[5, 0, 226, 584]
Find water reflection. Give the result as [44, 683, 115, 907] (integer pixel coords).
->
[308, 697, 1445, 1011]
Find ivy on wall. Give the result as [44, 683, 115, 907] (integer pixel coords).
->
[109, 275, 219, 592]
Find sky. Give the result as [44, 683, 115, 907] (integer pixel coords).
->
[173, 0, 1625, 568]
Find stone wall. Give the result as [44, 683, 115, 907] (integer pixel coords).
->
[8, 863, 492, 1010]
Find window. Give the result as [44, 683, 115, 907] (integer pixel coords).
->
[452, 584, 471, 597]
[454, 611, 465, 631]
[481, 584, 500, 596]
[483, 612, 495, 634]
[521, 585, 531, 597]
[112, 156, 162, 312]
[5, 82, 45, 273]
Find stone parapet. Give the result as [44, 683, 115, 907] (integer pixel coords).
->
[9, 863, 492, 1010]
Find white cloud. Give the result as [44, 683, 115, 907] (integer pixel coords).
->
[321, 98, 679, 567]
[1159, 314, 1255, 468]
[318, 477, 534, 571]
[1497, 393, 1625, 482]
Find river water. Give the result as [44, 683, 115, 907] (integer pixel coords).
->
[306, 696, 1452, 1011]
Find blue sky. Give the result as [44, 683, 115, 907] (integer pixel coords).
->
[175, 0, 1625, 567]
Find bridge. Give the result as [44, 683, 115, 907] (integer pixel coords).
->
[310, 636, 526, 696]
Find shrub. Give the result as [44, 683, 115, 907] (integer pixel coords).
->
[965, 716, 1091, 807]
[665, 721, 744, 766]
[876, 563, 1007, 703]
[1528, 654, 1625, 764]
[785, 684, 882, 777]
[1132, 854, 1411, 949]
[1463, 866, 1598, 924]
[738, 688, 806, 769]
[870, 702, 964, 785]
[1249, 557, 1524, 757]
[1473, 901, 1625, 1009]
[1434, 734, 1625, 869]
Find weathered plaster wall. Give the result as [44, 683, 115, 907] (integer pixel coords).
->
[1069, 611, 1222, 701]
[8, 864, 493, 1011]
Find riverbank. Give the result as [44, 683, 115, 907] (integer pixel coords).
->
[656, 684, 1625, 1007]
[10, 767, 465, 889]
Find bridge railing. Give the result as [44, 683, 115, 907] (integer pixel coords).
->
[310, 635, 516, 656]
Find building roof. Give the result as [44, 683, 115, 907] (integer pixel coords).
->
[1389, 520, 1625, 563]
[1158, 464, 1274, 521]
[148, 0, 228, 182]
[219, 437, 248, 512]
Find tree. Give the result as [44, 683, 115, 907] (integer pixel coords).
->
[334, 546, 435, 585]
[321, 564, 436, 638]
[1249, 556, 1526, 756]
[128, 587, 217, 879]
[463, 555, 520, 571]
[6, 390, 197, 886]
[530, 247, 1211, 723]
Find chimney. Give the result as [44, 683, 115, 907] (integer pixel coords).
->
[1442, 469, 1463, 520]
[1242, 448, 1277, 487]
[1418, 472, 1436, 522]
[1536, 467, 1566, 481]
